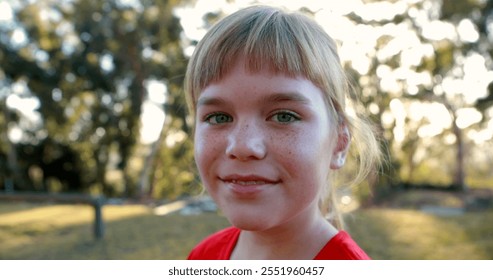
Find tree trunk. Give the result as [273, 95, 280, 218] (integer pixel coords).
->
[452, 118, 466, 191]
[2, 98, 28, 191]
[429, 95, 467, 191]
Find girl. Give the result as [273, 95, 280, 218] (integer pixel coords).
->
[185, 5, 381, 260]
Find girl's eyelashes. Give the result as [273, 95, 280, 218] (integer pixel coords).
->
[202, 110, 301, 125]
[204, 112, 233, 125]
[268, 110, 301, 124]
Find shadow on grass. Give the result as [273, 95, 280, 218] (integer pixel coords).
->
[346, 208, 493, 260]
[0, 212, 229, 260]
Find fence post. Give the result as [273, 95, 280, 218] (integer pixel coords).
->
[93, 196, 105, 239]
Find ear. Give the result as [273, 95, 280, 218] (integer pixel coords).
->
[330, 122, 351, 170]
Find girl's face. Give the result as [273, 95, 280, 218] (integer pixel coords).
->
[194, 59, 347, 232]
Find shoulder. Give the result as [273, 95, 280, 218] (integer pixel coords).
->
[315, 230, 370, 260]
[187, 227, 240, 260]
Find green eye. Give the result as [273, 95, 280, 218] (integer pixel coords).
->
[205, 113, 233, 124]
[270, 111, 300, 123]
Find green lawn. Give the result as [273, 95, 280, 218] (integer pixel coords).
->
[347, 209, 493, 259]
[0, 201, 492, 259]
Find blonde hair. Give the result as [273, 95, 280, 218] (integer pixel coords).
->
[185, 6, 381, 229]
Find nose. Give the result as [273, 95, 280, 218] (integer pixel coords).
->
[226, 121, 267, 161]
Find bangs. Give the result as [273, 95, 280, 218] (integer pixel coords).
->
[186, 6, 346, 114]
[235, 11, 311, 78]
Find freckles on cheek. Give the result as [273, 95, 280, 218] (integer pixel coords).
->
[279, 133, 302, 166]
[285, 131, 326, 164]
[194, 133, 220, 171]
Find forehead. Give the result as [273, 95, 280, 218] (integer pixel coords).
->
[203, 57, 286, 86]
[199, 56, 310, 95]
[198, 60, 326, 107]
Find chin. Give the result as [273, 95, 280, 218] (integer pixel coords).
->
[231, 222, 264, 232]
[226, 213, 273, 232]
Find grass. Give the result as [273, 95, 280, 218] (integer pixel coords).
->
[0, 202, 229, 259]
[0, 201, 492, 259]
[346, 209, 493, 259]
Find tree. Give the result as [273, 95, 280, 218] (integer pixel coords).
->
[0, 0, 193, 198]
[338, 0, 493, 192]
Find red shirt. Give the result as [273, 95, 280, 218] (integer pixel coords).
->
[187, 227, 370, 260]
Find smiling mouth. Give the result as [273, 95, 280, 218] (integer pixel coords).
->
[220, 176, 280, 195]
[220, 175, 280, 185]
[227, 179, 271, 185]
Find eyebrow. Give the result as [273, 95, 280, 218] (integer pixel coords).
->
[196, 96, 228, 107]
[262, 92, 311, 104]
[197, 92, 311, 107]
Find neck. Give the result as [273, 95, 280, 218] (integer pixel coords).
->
[230, 212, 338, 259]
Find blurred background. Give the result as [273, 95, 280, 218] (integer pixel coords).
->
[0, 0, 492, 259]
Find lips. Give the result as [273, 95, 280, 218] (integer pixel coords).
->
[226, 179, 272, 186]
[220, 174, 280, 195]
[220, 175, 279, 185]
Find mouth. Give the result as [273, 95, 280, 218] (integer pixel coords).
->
[219, 175, 280, 195]
[220, 174, 280, 185]
[226, 179, 273, 185]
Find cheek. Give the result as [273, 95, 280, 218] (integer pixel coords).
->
[194, 129, 221, 175]
[279, 128, 334, 177]
[288, 127, 333, 156]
